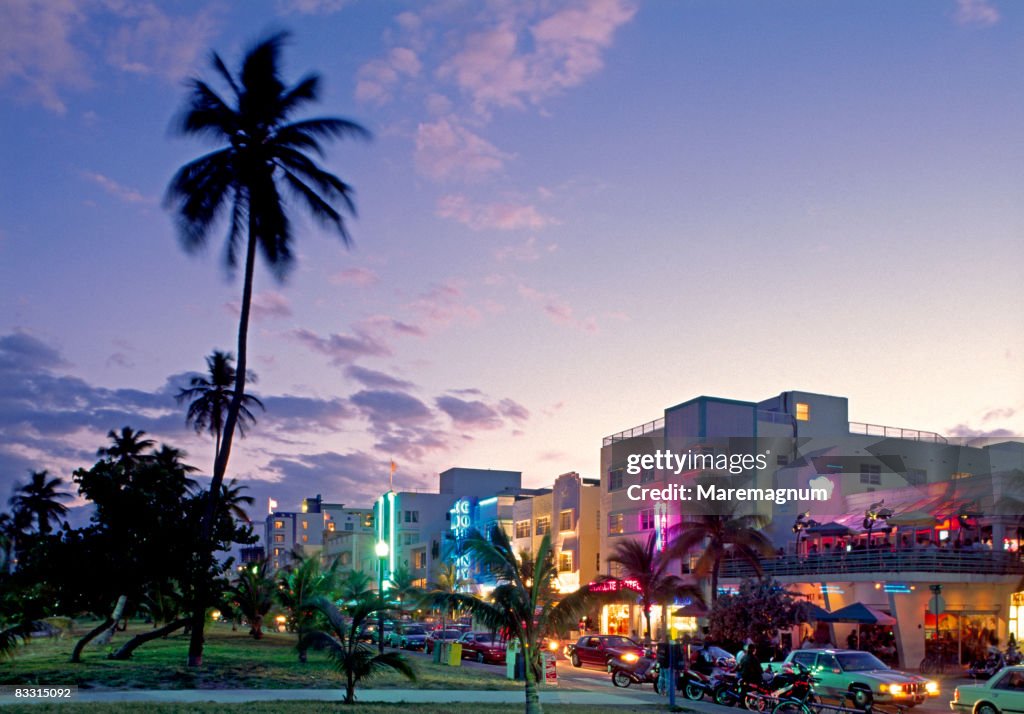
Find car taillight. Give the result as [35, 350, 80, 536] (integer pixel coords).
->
[953, 688, 959, 702]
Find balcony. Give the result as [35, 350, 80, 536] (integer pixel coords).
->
[603, 418, 664, 446]
[848, 421, 947, 444]
[720, 548, 1024, 579]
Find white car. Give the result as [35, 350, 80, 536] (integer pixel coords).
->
[952, 665, 1024, 714]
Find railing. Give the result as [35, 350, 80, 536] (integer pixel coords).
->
[848, 421, 948, 444]
[603, 418, 664, 446]
[757, 410, 795, 425]
[720, 548, 1023, 578]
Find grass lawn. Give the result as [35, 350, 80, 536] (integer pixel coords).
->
[0, 621, 520, 691]
[1, 705, 665, 714]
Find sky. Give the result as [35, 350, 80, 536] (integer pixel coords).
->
[1, 0, 1022, 523]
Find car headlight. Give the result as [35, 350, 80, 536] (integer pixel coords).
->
[548, 640, 559, 652]
[925, 681, 939, 695]
[889, 684, 904, 695]
[622, 652, 639, 663]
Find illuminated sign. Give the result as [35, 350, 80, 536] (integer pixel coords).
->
[450, 498, 474, 585]
[654, 502, 669, 552]
[588, 578, 642, 593]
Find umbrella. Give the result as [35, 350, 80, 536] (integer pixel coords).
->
[819, 602, 896, 625]
[805, 522, 854, 537]
[799, 602, 832, 622]
[674, 602, 710, 618]
[887, 510, 937, 527]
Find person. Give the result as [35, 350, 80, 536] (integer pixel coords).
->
[736, 639, 752, 668]
[847, 630, 858, 649]
[800, 636, 815, 649]
[739, 641, 764, 699]
[694, 641, 715, 675]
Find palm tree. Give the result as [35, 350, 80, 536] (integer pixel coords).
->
[97, 427, 155, 470]
[229, 560, 274, 639]
[301, 594, 415, 704]
[277, 549, 340, 661]
[176, 350, 264, 459]
[386, 565, 421, 619]
[9, 470, 71, 536]
[606, 532, 705, 644]
[425, 526, 595, 714]
[664, 489, 775, 605]
[426, 561, 468, 632]
[166, 31, 369, 666]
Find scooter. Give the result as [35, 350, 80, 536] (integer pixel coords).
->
[609, 650, 660, 690]
[968, 652, 1005, 680]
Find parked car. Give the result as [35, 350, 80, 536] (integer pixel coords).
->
[457, 631, 507, 664]
[952, 665, 1024, 714]
[389, 623, 428, 650]
[357, 622, 394, 644]
[425, 628, 464, 654]
[769, 649, 937, 708]
[566, 634, 643, 669]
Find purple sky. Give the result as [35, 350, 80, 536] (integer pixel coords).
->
[1, 0, 1022, 521]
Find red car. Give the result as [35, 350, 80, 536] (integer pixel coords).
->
[567, 634, 643, 669]
[425, 628, 463, 654]
[458, 631, 507, 664]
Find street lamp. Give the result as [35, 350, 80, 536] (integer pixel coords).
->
[862, 500, 893, 549]
[792, 512, 820, 555]
[375, 540, 389, 654]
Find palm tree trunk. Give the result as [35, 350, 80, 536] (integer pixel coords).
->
[345, 670, 356, 704]
[187, 221, 258, 667]
[524, 652, 544, 714]
[70, 617, 114, 663]
[109, 617, 188, 660]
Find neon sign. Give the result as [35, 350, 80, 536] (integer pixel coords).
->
[588, 578, 642, 593]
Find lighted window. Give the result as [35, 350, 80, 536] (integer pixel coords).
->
[273, 534, 285, 543]
[536, 516, 550, 535]
[301, 520, 308, 530]
[327, 522, 335, 532]
[608, 513, 624, 535]
[796, 403, 810, 421]
[301, 534, 309, 543]
[273, 548, 281, 556]
[363, 514, 374, 528]
[559, 510, 573, 532]
[515, 520, 531, 539]
[558, 551, 573, 573]
[273, 520, 285, 529]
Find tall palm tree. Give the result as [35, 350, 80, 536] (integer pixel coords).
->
[176, 350, 264, 459]
[664, 492, 775, 605]
[606, 532, 705, 644]
[426, 527, 595, 714]
[9, 470, 71, 536]
[166, 31, 369, 666]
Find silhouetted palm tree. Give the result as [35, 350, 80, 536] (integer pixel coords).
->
[98, 427, 155, 471]
[229, 560, 274, 639]
[606, 532, 705, 643]
[9, 470, 71, 536]
[176, 350, 264, 459]
[664, 492, 775, 605]
[166, 31, 369, 666]
[278, 549, 340, 661]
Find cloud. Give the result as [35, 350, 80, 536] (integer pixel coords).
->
[264, 449, 423, 507]
[226, 291, 292, 322]
[350, 389, 433, 427]
[102, 2, 219, 82]
[345, 365, 415, 391]
[947, 424, 1016, 438]
[292, 327, 392, 365]
[0, 331, 69, 371]
[79, 170, 152, 204]
[414, 116, 513, 181]
[495, 236, 558, 262]
[983, 407, 1017, 422]
[408, 282, 483, 329]
[517, 284, 598, 333]
[330, 267, 380, 287]
[275, 0, 352, 15]
[498, 398, 530, 421]
[260, 395, 355, 434]
[437, 0, 637, 114]
[356, 47, 422, 104]
[436, 396, 503, 430]
[953, 0, 1000, 27]
[436, 194, 554, 231]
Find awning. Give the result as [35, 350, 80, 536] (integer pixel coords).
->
[805, 522, 854, 537]
[817, 602, 896, 625]
[887, 510, 938, 527]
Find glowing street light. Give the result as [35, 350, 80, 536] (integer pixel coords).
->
[375, 540, 389, 654]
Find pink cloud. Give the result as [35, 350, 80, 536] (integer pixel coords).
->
[226, 291, 292, 322]
[495, 236, 558, 262]
[355, 46, 422, 104]
[436, 194, 555, 231]
[291, 327, 391, 365]
[953, 0, 1000, 27]
[409, 282, 482, 328]
[331, 267, 380, 286]
[517, 283, 599, 334]
[414, 116, 513, 181]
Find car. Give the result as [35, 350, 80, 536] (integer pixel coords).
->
[770, 649, 937, 708]
[566, 635, 644, 669]
[457, 631, 507, 664]
[952, 665, 1024, 714]
[425, 628, 464, 654]
[357, 622, 394, 644]
[690, 644, 737, 669]
[393, 623, 428, 650]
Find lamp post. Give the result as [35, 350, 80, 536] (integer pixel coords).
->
[375, 540, 389, 655]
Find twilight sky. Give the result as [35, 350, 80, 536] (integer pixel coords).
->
[1, 0, 1022, 521]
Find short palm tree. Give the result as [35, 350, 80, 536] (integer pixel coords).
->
[606, 532, 705, 643]
[277, 550, 340, 661]
[166, 31, 369, 666]
[386, 565, 421, 619]
[176, 350, 264, 459]
[664, 489, 775, 605]
[9, 470, 71, 536]
[427, 561, 468, 632]
[425, 526, 595, 714]
[229, 560, 274, 639]
[301, 594, 415, 704]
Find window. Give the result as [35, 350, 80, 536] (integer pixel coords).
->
[273, 534, 285, 543]
[608, 468, 624, 491]
[344, 522, 353, 531]
[404, 510, 419, 523]
[339, 552, 352, 566]
[558, 551, 573, 573]
[608, 513, 624, 535]
[301, 520, 308, 530]
[327, 522, 335, 532]
[273, 548, 281, 556]
[515, 520, 531, 538]
[641, 468, 655, 483]
[363, 514, 374, 528]
[796, 402, 810, 421]
[640, 508, 655, 530]
[301, 534, 309, 543]
[535, 516, 550, 535]
[860, 464, 881, 485]
[273, 520, 285, 529]
[776, 454, 790, 467]
[414, 552, 427, 569]
[596, 552, 600, 572]
[559, 510, 573, 532]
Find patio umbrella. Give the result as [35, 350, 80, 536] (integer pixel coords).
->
[674, 602, 710, 618]
[799, 603, 832, 621]
[819, 602, 896, 625]
[805, 522, 854, 537]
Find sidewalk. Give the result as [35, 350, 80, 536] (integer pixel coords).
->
[0, 688, 659, 707]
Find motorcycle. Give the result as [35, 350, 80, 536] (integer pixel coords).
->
[609, 650, 660, 690]
[678, 668, 717, 701]
[968, 651, 1006, 680]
